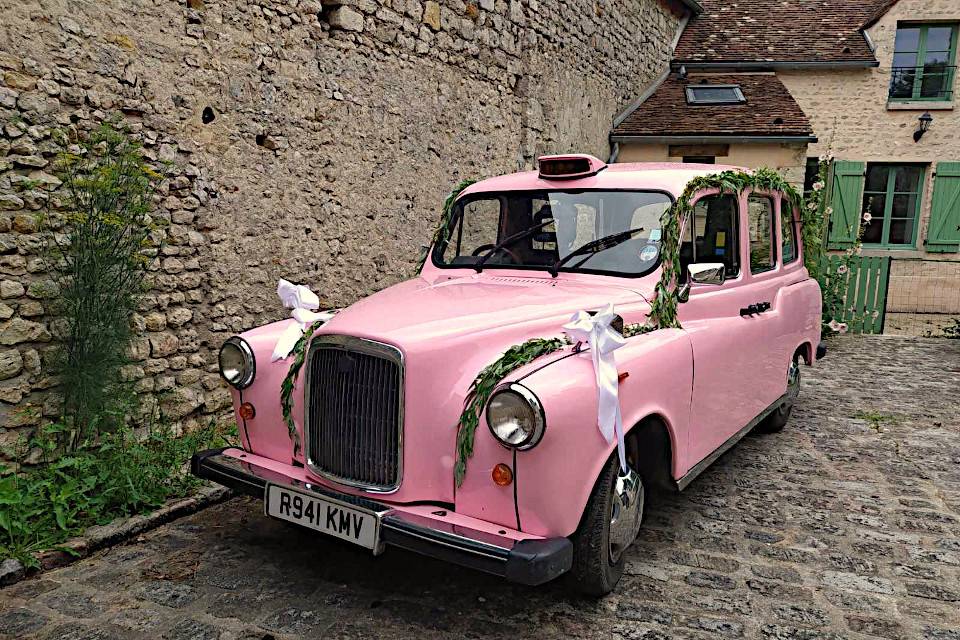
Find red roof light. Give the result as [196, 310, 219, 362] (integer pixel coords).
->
[537, 154, 607, 180]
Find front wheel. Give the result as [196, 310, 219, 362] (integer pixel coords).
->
[569, 455, 645, 596]
[757, 355, 801, 433]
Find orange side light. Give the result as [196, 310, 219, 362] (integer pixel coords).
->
[492, 463, 513, 486]
[239, 402, 256, 420]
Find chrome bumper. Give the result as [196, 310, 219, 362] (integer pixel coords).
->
[190, 448, 572, 586]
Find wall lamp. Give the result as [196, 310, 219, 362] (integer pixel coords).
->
[913, 112, 933, 142]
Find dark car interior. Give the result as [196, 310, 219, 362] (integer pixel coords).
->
[679, 194, 740, 282]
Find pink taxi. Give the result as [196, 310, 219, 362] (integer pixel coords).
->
[192, 155, 823, 595]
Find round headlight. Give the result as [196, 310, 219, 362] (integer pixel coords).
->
[219, 337, 255, 389]
[486, 383, 545, 450]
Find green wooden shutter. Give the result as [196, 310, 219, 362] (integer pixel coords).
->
[827, 160, 866, 248]
[926, 162, 960, 252]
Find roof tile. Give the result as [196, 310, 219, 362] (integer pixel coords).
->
[674, 0, 892, 64]
[612, 73, 814, 138]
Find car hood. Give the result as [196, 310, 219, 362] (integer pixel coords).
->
[322, 272, 655, 344]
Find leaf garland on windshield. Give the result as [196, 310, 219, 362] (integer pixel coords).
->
[451, 167, 805, 486]
[418, 178, 477, 271]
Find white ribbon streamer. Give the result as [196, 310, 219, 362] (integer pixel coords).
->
[270, 279, 335, 361]
[563, 303, 628, 472]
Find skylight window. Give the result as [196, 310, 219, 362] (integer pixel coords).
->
[685, 85, 747, 105]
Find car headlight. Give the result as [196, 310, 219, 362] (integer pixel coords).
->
[219, 336, 255, 389]
[486, 383, 545, 450]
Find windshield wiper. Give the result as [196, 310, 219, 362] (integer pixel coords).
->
[474, 218, 554, 273]
[548, 227, 644, 277]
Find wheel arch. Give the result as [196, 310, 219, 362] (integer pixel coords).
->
[624, 413, 678, 492]
[796, 341, 813, 365]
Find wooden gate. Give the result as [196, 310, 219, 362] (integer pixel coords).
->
[820, 255, 892, 334]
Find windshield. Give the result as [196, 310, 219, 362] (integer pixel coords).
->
[434, 190, 673, 276]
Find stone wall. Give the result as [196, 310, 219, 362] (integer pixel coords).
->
[0, 0, 683, 451]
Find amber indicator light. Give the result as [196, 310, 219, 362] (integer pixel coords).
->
[239, 402, 256, 420]
[492, 463, 514, 486]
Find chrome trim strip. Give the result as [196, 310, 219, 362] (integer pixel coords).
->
[303, 334, 405, 494]
[675, 392, 787, 491]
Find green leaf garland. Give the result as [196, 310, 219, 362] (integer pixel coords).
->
[454, 337, 568, 486]
[279, 318, 330, 458]
[418, 178, 477, 271]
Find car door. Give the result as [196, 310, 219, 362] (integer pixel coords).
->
[676, 191, 771, 469]
[740, 191, 795, 407]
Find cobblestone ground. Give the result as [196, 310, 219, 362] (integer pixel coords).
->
[2, 336, 959, 640]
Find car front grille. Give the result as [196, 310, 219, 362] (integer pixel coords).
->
[305, 336, 403, 492]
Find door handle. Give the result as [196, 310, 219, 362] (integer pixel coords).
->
[740, 302, 771, 317]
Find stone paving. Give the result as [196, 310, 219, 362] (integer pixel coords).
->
[2, 336, 959, 640]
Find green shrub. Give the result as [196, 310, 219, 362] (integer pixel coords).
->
[46, 120, 164, 448]
[0, 420, 236, 568]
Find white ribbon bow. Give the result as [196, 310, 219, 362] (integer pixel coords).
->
[563, 303, 628, 472]
[270, 279, 335, 361]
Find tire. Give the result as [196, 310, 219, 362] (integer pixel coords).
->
[757, 354, 801, 433]
[568, 454, 645, 596]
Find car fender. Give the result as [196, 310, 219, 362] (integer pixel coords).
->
[511, 328, 693, 538]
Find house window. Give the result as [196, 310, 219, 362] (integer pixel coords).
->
[862, 164, 926, 247]
[685, 85, 746, 105]
[889, 24, 958, 101]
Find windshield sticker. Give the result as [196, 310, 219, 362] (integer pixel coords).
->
[649, 229, 662, 241]
[639, 245, 659, 262]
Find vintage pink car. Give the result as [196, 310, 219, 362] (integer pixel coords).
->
[192, 155, 823, 595]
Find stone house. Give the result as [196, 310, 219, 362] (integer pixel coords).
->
[613, 0, 960, 335]
[0, 0, 697, 455]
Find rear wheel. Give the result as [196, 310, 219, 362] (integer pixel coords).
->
[757, 355, 801, 433]
[569, 455, 644, 596]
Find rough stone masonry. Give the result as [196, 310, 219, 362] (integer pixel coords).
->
[0, 0, 683, 452]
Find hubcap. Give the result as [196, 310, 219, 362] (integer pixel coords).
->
[787, 360, 801, 399]
[780, 359, 801, 414]
[608, 468, 644, 564]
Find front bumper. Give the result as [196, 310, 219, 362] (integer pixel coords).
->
[191, 448, 572, 586]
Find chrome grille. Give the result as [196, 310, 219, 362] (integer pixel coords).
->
[305, 336, 403, 492]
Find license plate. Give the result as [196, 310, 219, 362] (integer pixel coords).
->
[264, 484, 380, 551]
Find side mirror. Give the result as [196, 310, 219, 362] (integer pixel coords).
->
[678, 263, 726, 302]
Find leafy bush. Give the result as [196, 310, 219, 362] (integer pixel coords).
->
[46, 120, 163, 447]
[802, 155, 867, 335]
[0, 420, 235, 568]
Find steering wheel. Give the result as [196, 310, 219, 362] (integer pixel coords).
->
[472, 244, 521, 264]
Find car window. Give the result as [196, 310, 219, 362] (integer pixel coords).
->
[680, 194, 740, 282]
[437, 190, 672, 277]
[781, 201, 798, 264]
[748, 195, 775, 274]
[458, 198, 501, 259]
